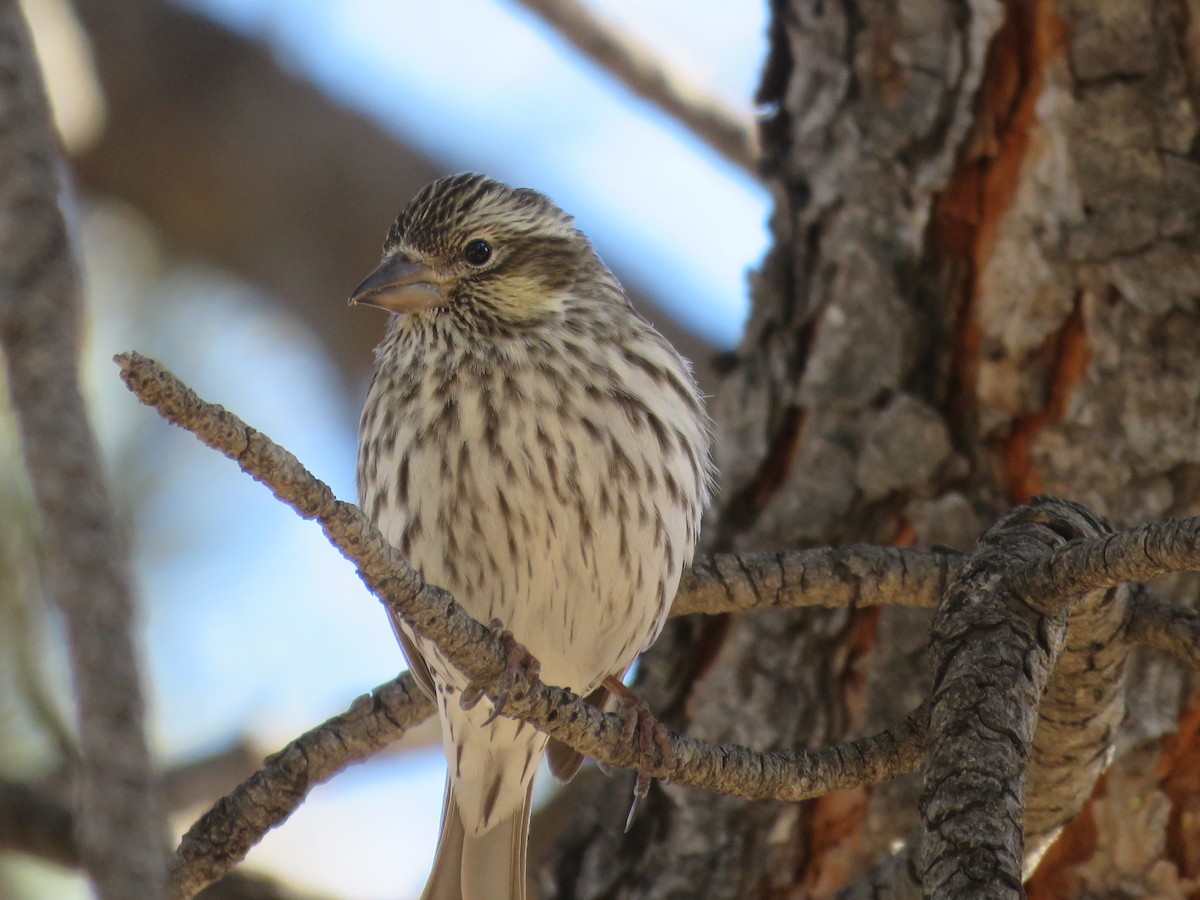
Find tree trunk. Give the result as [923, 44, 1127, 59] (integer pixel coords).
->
[539, 0, 1200, 896]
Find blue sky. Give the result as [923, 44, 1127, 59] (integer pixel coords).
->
[183, 0, 770, 345]
[65, 3, 771, 897]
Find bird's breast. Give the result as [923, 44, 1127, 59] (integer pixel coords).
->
[358, 339, 705, 694]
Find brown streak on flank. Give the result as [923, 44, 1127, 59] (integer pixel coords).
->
[933, 0, 1067, 425]
[1003, 292, 1090, 503]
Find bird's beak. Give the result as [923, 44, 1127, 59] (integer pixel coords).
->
[348, 253, 449, 313]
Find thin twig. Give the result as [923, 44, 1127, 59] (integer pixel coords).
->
[171, 674, 433, 900]
[0, 5, 164, 897]
[512, 0, 759, 174]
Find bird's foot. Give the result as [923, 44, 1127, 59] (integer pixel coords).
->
[602, 675, 675, 832]
[460, 619, 540, 726]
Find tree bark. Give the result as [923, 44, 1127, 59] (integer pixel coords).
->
[540, 0, 1200, 896]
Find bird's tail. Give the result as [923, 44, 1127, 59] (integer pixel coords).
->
[421, 775, 533, 900]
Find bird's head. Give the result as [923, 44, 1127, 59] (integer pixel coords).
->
[350, 173, 607, 329]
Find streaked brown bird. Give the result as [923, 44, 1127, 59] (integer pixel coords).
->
[353, 174, 712, 900]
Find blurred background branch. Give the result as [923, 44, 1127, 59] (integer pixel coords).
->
[511, 0, 759, 174]
[0, 1, 164, 896]
[64, 0, 720, 390]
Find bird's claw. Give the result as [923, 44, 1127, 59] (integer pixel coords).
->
[602, 676, 674, 832]
[460, 619, 540, 726]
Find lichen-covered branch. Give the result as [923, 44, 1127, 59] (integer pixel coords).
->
[511, 0, 759, 174]
[0, 5, 164, 897]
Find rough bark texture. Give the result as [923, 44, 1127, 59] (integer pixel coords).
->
[540, 0, 1200, 896]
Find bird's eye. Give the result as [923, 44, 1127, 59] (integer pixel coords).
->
[463, 239, 492, 266]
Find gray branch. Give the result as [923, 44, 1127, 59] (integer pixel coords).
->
[1022, 516, 1129, 871]
[511, 0, 759, 174]
[919, 500, 1116, 898]
[114, 353, 1200, 898]
[171, 673, 433, 900]
[1010, 514, 1200, 607]
[0, 4, 164, 897]
[115, 352, 927, 897]
[676, 545, 951, 616]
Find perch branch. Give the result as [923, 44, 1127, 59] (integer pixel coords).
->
[115, 352, 926, 897]
[511, 0, 759, 174]
[675, 545, 952, 616]
[116, 354, 1200, 898]
[0, 5, 164, 897]
[1011, 513, 1200, 608]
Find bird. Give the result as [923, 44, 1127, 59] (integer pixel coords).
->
[352, 173, 712, 900]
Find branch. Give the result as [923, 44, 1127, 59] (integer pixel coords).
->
[172, 673, 433, 900]
[0, 4, 164, 897]
[920, 504, 1077, 897]
[1013, 504, 1128, 873]
[0, 778, 78, 869]
[115, 353, 1200, 898]
[1011, 513, 1200, 608]
[676, 545, 951, 616]
[114, 352, 927, 897]
[1127, 585, 1200, 668]
[510, 0, 759, 174]
[919, 499, 1123, 898]
[161, 739, 264, 813]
